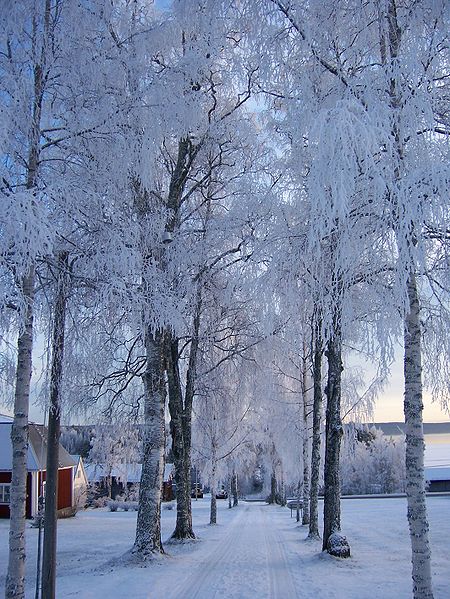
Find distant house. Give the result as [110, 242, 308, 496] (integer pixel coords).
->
[85, 462, 174, 500]
[425, 467, 450, 493]
[71, 455, 88, 509]
[0, 414, 77, 519]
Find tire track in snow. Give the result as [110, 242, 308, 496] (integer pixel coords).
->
[165, 505, 247, 599]
[166, 502, 301, 599]
[261, 505, 301, 599]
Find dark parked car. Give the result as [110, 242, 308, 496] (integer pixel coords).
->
[216, 487, 228, 499]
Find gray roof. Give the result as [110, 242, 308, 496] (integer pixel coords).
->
[0, 421, 76, 471]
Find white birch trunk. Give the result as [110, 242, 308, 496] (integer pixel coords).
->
[6, 1, 51, 593]
[404, 271, 433, 599]
[381, 2, 434, 594]
[209, 443, 218, 525]
[132, 330, 166, 558]
[5, 272, 35, 599]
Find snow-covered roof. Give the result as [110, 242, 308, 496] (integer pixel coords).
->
[85, 462, 174, 483]
[424, 443, 450, 468]
[0, 422, 41, 470]
[84, 463, 142, 483]
[0, 422, 76, 471]
[424, 467, 450, 482]
[0, 413, 14, 423]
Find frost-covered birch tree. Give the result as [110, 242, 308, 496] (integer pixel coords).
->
[244, 0, 449, 587]
[1, 2, 54, 592]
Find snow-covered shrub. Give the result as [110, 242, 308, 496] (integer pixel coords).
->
[340, 426, 406, 495]
[93, 496, 109, 509]
[107, 500, 138, 512]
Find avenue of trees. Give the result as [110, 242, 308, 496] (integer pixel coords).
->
[1, 1, 448, 599]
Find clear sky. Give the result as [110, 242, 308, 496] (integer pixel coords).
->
[372, 374, 449, 423]
[1, 337, 449, 424]
[3, 393, 449, 425]
[18, 367, 450, 425]
[352, 343, 449, 423]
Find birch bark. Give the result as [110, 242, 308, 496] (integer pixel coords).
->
[381, 3, 434, 595]
[132, 330, 166, 557]
[6, 2, 51, 596]
[5, 272, 34, 599]
[403, 272, 433, 599]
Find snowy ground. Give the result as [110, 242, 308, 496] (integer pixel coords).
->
[0, 495, 449, 599]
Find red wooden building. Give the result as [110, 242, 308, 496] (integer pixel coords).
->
[0, 415, 77, 519]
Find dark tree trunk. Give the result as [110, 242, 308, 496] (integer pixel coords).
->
[209, 443, 218, 524]
[301, 351, 310, 526]
[269, 470, 277, 504]
[309, 331, 323, 539]
[232, 471, 238, 507]
[42, 251, 70, 599]
[296, 480, 301, 522]
[167, 284, 202, 540]
[106, 474, 112, 500]
[167, 336, 195, 540]
[322, 320, 346, 553]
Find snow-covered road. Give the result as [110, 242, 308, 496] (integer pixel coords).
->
[165, 502, 300, 599]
